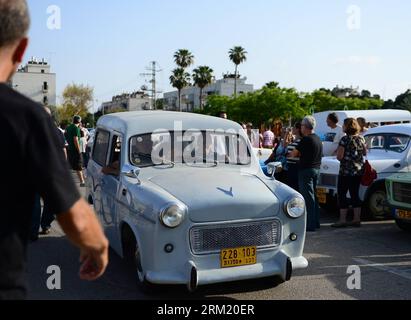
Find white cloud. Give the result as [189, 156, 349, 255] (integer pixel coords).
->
[333, 56, 382, 66]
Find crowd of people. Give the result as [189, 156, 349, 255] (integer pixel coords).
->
[243, 112, 369, 232]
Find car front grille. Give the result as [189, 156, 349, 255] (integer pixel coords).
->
[319, 174, 338, 188]
[189, 220, 282, 255]
[393, 182, 411, 204]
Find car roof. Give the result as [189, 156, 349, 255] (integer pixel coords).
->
[314, 109, 411, 123]
[97, 111, 243, 135]
[365, 123, 411, 136]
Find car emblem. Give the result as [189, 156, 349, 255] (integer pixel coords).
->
[323, 165, 329, 170]
[217, 187, 234, 197]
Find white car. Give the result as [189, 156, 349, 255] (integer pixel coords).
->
[317, 124, 411, 219]
[314, 109, 411, 157]
[86, 111, 308, 292]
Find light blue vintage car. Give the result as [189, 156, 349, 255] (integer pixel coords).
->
[86, 111, 308, 292]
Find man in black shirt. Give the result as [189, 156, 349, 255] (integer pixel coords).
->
[291, 116, 323, 232]
[0, 0, 108, 299]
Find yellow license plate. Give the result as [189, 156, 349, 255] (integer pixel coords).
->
[317, 188, 327, 204]
[221, 246, 257, 268]
[398, 210, 411, 220]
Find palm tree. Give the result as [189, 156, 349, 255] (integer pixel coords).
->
[174, 49, 194, 69]
[169, 68, 191, 111]
[228, 46, 248, 98]
[192, 66, 214, 110]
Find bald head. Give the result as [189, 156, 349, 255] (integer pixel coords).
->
[0, 0, 30, 48]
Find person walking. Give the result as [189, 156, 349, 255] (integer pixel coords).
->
[79, 123, 90, 169]
[332, 118, 367, 228]
[30, 107, 68, 240]
[291, 116, 323, 232]
[66, 115, 86, 186]
[0, 0, 108, 300]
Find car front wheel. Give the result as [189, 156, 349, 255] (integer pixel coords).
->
[123, 231, 156, 293]
[365, 185, 390, 220]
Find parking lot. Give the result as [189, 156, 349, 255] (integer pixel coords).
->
[27, 205, 411, 300]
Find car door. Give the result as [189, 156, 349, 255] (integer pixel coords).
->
[100, 132, 123, 253]
[88, 129, 111, 223]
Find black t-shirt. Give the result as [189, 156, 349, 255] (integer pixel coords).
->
[296, 134, 323, 169]
[0, 84, 81, 299]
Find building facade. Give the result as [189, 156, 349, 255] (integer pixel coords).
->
[163, 74, 254, 111]
[101, 91, 151, 114]
[9, 58, 56, 106]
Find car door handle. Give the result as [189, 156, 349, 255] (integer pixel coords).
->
[122, 189, 127, 196]
[394, 163, 401, 168]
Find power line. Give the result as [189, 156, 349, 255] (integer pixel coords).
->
[140, 61, 162, 110]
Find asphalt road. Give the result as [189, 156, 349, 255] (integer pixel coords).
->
[26, 176, 411, 300]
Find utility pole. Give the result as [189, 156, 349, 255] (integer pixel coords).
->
[140, 61, 162, 110]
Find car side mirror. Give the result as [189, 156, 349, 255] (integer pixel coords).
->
[267, 162, 282, 178]
[121, 164, 141, 180]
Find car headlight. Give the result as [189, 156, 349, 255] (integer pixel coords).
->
[160, 204, 186, 228]
[284, 196, 306, 219]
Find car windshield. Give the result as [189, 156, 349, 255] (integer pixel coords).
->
[129, 131, 251, 167]
[365, 134, 410, 153]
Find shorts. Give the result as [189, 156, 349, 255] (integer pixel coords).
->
[68, 150, 83, 171]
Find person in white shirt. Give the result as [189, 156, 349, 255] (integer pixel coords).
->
[325, 112, 345, 156]
[79, 123, 90, 168]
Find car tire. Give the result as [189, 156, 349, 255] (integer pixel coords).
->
[364, 184, 390, 220]
[122, 230, 157, 294]
[396, 219, 411, 232]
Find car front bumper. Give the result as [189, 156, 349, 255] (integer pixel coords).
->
[144, 250, 308, 291]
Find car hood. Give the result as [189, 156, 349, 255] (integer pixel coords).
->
[148, 168, 280, 223]
[321, 150, 406, 175]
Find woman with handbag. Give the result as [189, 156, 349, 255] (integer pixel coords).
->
[332, 118, 368, 228]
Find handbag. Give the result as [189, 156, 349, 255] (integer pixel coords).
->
[361, 160, 377, 186]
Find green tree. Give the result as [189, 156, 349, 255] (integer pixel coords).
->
[192, 66, 214, 110]
[169, 68, 191, 112]
[58, 84, 94, 124]
[394, 89, 411, 111]
[228, 46, 247, 98]
[174, 49, 194, 69]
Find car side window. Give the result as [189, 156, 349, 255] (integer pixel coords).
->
[387, 134, 410, 153]
[102, 135, 122, 177]
[92, 130, 110, 166]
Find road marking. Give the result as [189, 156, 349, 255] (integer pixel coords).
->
[353, 258, 411, 282]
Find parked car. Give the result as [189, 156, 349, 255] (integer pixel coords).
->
[386, 173, 411, 232]
[314, 109, 411, 156]
[86, 111, 308, 292]
[317, 124, 411, 219]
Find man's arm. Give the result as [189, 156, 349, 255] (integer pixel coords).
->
[57, 199, 109, 281]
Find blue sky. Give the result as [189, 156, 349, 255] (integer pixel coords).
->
[26, 0, 411, 109]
